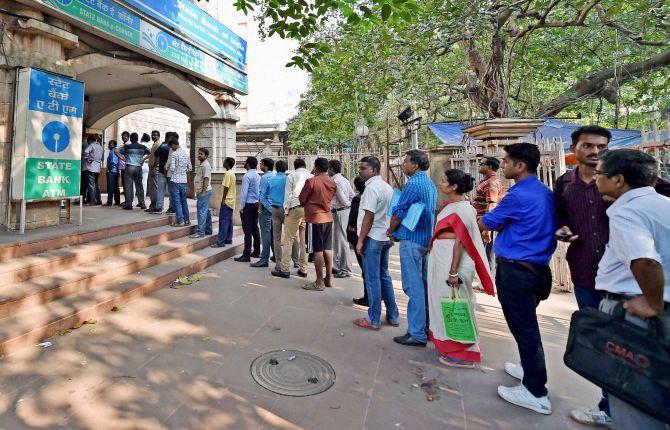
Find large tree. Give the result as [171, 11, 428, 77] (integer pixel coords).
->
[232, 0, 670, 119]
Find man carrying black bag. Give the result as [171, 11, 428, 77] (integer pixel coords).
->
[583, 149, 670, 429]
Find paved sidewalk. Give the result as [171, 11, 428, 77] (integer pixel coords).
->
[0, 247, 598, 429]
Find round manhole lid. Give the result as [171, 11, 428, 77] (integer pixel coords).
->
[250, 350, 336, 396]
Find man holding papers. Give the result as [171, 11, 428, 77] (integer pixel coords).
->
[387, 150, 437, 347]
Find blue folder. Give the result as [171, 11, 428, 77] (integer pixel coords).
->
[387, 188, 425, 231]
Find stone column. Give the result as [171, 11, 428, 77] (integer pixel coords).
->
[0, 3, 78, 230]
[191, 93, 239, 213]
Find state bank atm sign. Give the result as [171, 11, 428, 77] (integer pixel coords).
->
[11, 68, 84, 200]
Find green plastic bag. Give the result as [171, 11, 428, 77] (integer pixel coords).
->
[441, 289, 478, 343]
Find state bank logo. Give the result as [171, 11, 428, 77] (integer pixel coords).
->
[54, 0, 74, 6]
[157, 32, 169, 52]
[42, 121, 71, 153]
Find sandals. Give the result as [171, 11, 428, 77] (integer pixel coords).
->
[353, 318, 380, 331]
[438, 355, 475, 369]
[302, 282, 325, 291]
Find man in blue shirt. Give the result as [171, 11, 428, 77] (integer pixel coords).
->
[266, 160, 300, 273]
[235, 157, 261, 262]
[252, 158, 276, 268]
[387, 149, 437, 347]
[479, 142, 557, 415]
[105, 140, 121, 206]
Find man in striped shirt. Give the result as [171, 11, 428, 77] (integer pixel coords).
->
[167, 137, 191, 226]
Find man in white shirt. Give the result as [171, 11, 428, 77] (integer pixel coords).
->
[329, 159, 356, 278]
[190, 148, 213, 238]
[592, 149, 670, 430]
[84, 134, 103, 205]
[272, 158, 313, 278]
[352, 156, 399, 330]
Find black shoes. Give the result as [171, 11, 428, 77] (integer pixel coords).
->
[270, 256, 276, 263]
[393, 334, 427, 347]
[122, 205, 133, 210]
[271, 270, 290, 278]
[250, 261, 269, 268]
[296, 270, 308, 278]
[211, 243, 226, 248]
[333, 271, 351, 279]
[353, 297, 369, 307]
[234, 256, 251, 262]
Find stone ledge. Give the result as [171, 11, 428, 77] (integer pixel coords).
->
[15, 18, 79, 49]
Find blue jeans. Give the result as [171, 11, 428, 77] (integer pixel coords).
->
[196, 191, 212, 236]
[155, 171, 167, 211]
[258, 207, 273, 263]
[497, 260, 548, 398]
[399, 240, 429, 342]
[170, 182, 189, 224]
[216, 204, 234, 245]
[573, 283, 610, 415]
[363, 238, 398, 327]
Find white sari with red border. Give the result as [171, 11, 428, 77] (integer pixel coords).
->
[427, 200, 495, 363]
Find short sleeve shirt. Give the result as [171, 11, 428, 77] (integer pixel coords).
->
[358, 176, 394, 242]
[472, 176, 504, 217]
[221, 170, 236, 209]
[194, 159, 212, 192]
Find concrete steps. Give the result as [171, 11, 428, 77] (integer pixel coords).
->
[0, 216, 244, 357]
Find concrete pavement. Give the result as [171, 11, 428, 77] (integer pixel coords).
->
[0, 246, 599, 429]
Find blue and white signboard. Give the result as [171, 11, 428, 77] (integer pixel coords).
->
[11, 68, 84, 200]
[121, 0, 247, 70]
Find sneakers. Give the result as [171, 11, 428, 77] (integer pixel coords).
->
[504, 362, 524, 380]
[498, 384, 552, 415]
[570, 407, 613, 428]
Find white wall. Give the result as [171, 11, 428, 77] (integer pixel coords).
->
[104, 108, 190, 146]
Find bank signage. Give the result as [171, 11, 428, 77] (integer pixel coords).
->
[33, 0, 248, 94]
[121, 0, 247, 69]
[11, 68, 84, 200]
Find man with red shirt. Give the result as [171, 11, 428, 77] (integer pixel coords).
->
[299, 158, 338, 291]
[555, 125, 670, 427]
[473, 156, 504, 269]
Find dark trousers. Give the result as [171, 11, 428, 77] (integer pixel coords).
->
[496, 260, 549, 398]
[349, 234, 367, 300]
[123, 165, 145, 208]
[573, 283, 610, 415]
[106, 171, 120, 205]
[80, 170, 89, 202]
[241, 203, 260, 258]
[216, 204, 234, 245]
[86, 171, 101, 204]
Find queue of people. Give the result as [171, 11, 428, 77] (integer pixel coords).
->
[220, 126, 668, 429]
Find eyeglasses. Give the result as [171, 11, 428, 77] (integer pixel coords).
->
[594, 169, 608, 176]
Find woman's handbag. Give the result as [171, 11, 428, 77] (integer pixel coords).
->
[440, 286, 478, 343]
[564, 304, 670, 423]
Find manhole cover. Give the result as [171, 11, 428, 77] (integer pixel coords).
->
[250, 350, 336, 396]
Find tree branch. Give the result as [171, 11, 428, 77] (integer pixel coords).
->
[595, 4, 670, 47]
[536, 47, 670, 117]
[510, 0, 599, 40]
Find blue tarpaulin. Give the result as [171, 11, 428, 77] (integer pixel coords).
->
[428, 119, 642, 149]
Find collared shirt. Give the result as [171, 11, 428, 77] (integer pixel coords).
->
[84, 142, 103, 173]
[596, 187, 670, 301]
[555, 167, 610, 287]
[358, 175, 394, 242]
[284, 168, 313, 212]
[299, 173, 337, 224]
[267, 172, 288, 208]
[118, 141, 150, 167]
[106, 149, 119, 174]
[194, 159, 212, 192]
[331, 173, 355, 210]
[473, 175, 504, 218]
[392, 171, 437, 248]
[221, 170, 236, 209]
[482, 175, 557, 265]
[167, 147, 191, 183]
[260, 170, 277, 210]
[148, 140, 161, 169]
[239, 169, 261, 206]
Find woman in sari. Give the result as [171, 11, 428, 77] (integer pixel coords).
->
[428, 169, 495, 368]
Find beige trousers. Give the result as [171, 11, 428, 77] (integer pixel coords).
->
[280, 207, 308, 272]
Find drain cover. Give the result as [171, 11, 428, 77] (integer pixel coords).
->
[250, 350, 336, 396]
